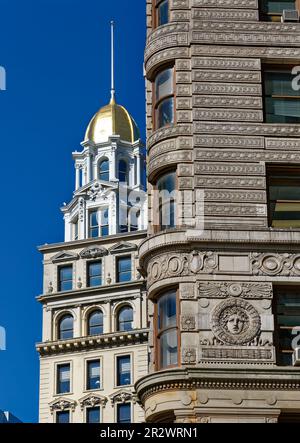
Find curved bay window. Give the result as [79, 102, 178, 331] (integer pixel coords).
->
[154, 67, 175, 130]
[157, 171, 176, 230]
[117, 306, 133, 332]
[88, 310, 103, 336]
[154, 0, 169, 27]
[99, 159, 109, 181]
[156, 290, 179, 369]
[58, 314, 74, 340]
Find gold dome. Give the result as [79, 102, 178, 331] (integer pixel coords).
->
[84, 97, 140, 144]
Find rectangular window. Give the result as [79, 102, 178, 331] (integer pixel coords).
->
[260, 0, 297, 21]
[100, 208, 109, 237]
[117, 403, 131, 424]
[117, 256, 132, 283]
[89, 210, 99, 238]
[264, 67, 300, 124]
[58, 266, 73, 292]
[57, 364, 71, 394]
[267, 165, 300, 228]
[154, 0, 169, 28]
[116, 355, 131, 386]
[56, 411, 70, 424]
[86, 407, 101, 423]
[86, 360, 101, 390]
[87, 261, 102, 287]
[274, 286, 300, 366]
[157, 290, 179, 369]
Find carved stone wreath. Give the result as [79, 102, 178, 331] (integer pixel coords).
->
[211, 298, 261, 345]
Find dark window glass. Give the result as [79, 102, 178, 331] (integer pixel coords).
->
[157, 290, 178, 369]
[59, 266, 73, 292]
[157, 0, 169, 26]
[86, 407, 100, 423]
[88, 262, 102, 287]
[117, 355, 131, 386]
[117, 257, 132, 283]
[87, 360, 101, 390]
[130, 210, 140, 232]
[275, 287, 300, 366]
[117, 403, 131, 424]
[261, 0, 296, 21]
[264, 70, 300, 123]
[157, 172, 176, 230]
[100, 209, 109, 237]
[88, 310, 103, 336]
[154, 68, 174, 129]
[56, 411, 70, 424]
[89, 211, 99, 238]
[59, 315, 74, 340]
[117, 306, 133, 332]
[74, 220, 79, 241]
[118, 160, 128, 183]
[57, 364, 70, 394]
[267, 166, 300, 228]
[99, 159, 110, 181]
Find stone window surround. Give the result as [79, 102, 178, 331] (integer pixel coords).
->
[114, 351, 134, 389]
[54, 360, 73, 397]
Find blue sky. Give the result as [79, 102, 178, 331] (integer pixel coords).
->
[0, 0, 146, 423]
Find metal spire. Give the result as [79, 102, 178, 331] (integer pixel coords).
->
[110, 20, 115, 103]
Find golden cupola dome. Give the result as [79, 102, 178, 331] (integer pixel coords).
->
[84, 97, 140, 144]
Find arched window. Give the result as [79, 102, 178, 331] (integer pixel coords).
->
[99, 159, 109, 181]
[88, 310, 104, 336]
[117, 306, 133, 332]
[58, 314, 74, 340]
[118, 160, 128, 183]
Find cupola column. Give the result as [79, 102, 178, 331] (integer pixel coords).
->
[75, 164, 80, 190]
[87, 153, 92, 182]
[111, 144, 117, 181]
[136, 153, 141, 187]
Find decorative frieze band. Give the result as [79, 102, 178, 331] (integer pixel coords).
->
[194, 20, 300, 34]
[193, 44, 300, 60]
[148, 124, 192, 149]
[148, 150, 193, 178]
[192, 0, 258, 8]
[265, 138, 300, 150]
[205, 203, 266, 217]
[194, 135, 264, 149]
[193, 82, 261, 96]
[193, 96, 262, 109]
[145, 32, 189, 63]
[193, 108, 263, 122]
[200, 347, 274, 363]
[204, 189, 266, 203]
[252, 253, 300, 277]
[195, 162, 265, 176]
[192, 57, 261, 71]
[145, 47, 190, 77]
[195, 148, 300, 164]
[198, 281, 273, 299]
[192, 70, 261, 83]
[194, 122, 300, 137]
[195, 176, 266, 189]
[192, 8, 259, 22]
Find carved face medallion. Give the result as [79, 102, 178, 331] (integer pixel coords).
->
[211, 298, 261, 345]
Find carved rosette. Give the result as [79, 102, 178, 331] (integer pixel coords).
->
[182, 348, 197, 365]
[181, 315, 196, 331]
[211, 299, 261, 346]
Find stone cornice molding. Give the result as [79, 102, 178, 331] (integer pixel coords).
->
[49, 398, 76, 414]
[36, 329, 149, 355]
[135, 368, 300, 403]
[79, 394, 108, 410]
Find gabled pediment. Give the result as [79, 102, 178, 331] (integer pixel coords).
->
[109, 242, 137, 255]
[49, 398, 76, 413]
[80, 246, 108, 259]
[51, 251, 79, 263]
[75, 180, 117, 201]
[109, 389, 135, 405]
[79, 393, 108, 410]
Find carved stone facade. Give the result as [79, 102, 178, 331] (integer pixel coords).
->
[135, 0, 300, 424]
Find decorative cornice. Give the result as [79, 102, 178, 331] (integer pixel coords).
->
[36, 329, 149, 355]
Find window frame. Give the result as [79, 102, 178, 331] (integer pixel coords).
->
[56, 362, 71, 395]
[86, 406, 101, 424]
[116, 305, 134, 332]
[56, 410, 71, 424]
[86, 358, 102, 391]
[87, 309, 104, 336]
[99, 158, 110, 181]
[153, 0, 169, 28]
[88, 208, 109, 238]
[58, 313, 74, 341]
[87, 260, 103, 288]
[154, 288, 181, 371]
[260, 0, 299, 21]
[116, 255, 132, 283]
[263, 64, 300, 124]
[154, 169, 178, 233]
[116, 354, 132, 387]
[152, 65, 176, 131]
[58, 265, 73, 292]
[116, 402, 132, 424]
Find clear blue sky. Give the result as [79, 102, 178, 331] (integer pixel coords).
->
[0, 0, 146, 423]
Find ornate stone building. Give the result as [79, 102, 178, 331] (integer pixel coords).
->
[36, 26, 148, 422]
[135, 0, 300, 423]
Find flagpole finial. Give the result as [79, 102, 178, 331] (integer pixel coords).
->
[110, 20, 115, 103]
